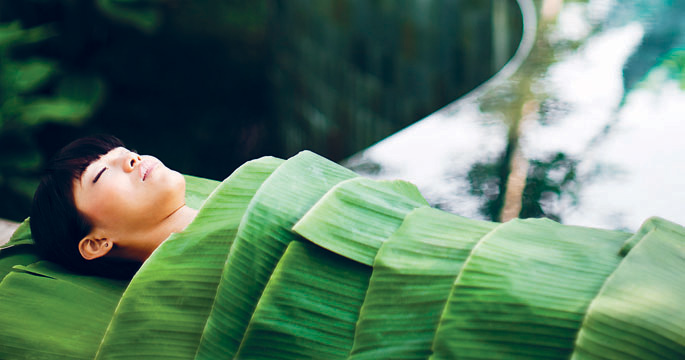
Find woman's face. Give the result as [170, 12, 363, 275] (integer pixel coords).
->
[73, 147, 186, 232]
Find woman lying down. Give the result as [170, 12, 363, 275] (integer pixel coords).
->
[31, 134, 197, 278]
[23, 134, 684, 360]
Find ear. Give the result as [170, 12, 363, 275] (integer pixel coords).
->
[78, 236, 113, 260]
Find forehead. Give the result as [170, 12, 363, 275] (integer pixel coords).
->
[89, 147, 127, 164]
[78, 147, 128, 180]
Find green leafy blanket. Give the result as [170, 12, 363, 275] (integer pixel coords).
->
[0, 151, 683, 359]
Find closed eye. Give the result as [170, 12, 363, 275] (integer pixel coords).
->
[93, 167, 107, 183]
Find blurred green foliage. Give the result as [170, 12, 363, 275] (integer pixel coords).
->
[0, 0, 274, 221]
[0, 21, 104, 221]
[95, 0, 163, 33]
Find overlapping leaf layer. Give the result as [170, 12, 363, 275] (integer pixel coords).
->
[0, 151, 683, 359]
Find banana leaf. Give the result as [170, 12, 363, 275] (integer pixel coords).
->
[183, 174, 222, 210]
[195, 150, 357, 359]
[0, 218, 37, 281]
[571, 217, 685, 360]
[293, 177, 429, 266]
[431, 218, 631, 359]
[349, 206, 498, 360]
[0, 244, 39, 281]
[0, 219, 32, 250]
[236, 240, 371, 360]
[0, 261, 127, 359]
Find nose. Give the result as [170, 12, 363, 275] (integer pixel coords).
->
[124, 153, 142, 173]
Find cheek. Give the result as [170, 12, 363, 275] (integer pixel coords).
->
[88, 183, 136, 224]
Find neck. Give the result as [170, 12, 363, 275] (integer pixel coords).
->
[112, 205, 198, 262]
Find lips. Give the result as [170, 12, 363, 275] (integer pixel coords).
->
[140, 159, 158, 181]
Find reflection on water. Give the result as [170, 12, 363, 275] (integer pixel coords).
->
[345, 104, 509, 218]
[346, 0, 685, 231]
[562, 73, 685, 229]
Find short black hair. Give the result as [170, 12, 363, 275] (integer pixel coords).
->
[30, 134, 140, 279]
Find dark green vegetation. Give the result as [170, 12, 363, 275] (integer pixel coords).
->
[0, 0, 273, 221]
[1, 151, 682, 359]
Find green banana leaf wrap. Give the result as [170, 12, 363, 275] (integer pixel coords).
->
[0, 151, 683, 359]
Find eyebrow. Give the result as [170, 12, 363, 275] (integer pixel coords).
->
[92, 167, 107, 184]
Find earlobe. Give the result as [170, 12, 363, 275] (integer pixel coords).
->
[78, 237, 113, 260]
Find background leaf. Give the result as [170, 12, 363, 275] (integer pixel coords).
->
[5, 59, 56, 93]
